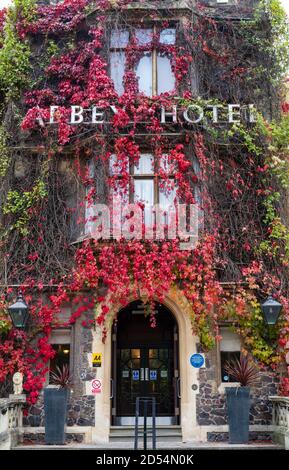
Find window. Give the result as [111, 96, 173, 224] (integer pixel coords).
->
[49, 329, 71, 382]
[50, 344, 70, 378]
[192, 155, 202, 206]
[134, 154, 155, 226]
[219, 328, 241, 383]
[85, 159, 96, 236]
[83, 153, 201, 237]
[110, 153, 178, 228]
[110, 51, 126, 96]
[110, 26, 176, 96]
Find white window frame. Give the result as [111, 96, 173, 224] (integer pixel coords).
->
[218, 327, 241, 392]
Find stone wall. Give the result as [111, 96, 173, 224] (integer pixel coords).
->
[207, 431, 273, 442]
[24, 318, 96, 428]
[23, 432, 85, 445]
[23, 395, 95, 427]
[23, 320, 279, 439]
[196, 347, 278, 427]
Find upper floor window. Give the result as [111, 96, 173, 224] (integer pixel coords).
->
[110, 153, 177, 227]
[85, 159, 96, 236]
[110, 26, 176, 97]
[83, 153, 202, 237]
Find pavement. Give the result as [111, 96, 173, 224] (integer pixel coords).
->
[13, 441, 283, 450]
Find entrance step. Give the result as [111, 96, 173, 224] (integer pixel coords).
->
[109, 425, 182, 443]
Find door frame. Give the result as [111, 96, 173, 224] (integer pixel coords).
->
[91, 288, 200, 443]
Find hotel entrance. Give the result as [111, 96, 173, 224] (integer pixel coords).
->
[111, 301, 180, 425]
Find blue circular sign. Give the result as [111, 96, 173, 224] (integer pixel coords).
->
[190, 353, 205, 368]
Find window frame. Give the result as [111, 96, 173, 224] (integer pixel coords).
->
[83, 148, 201, 237]
[109, 24, 177, 96]
[47, 328, 73, 386]
[109, 152, 178, 230]
[110, 152, 177, 206]
[217, 326, 242, 387]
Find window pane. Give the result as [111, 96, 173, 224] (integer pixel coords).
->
[220, 328, 241, 351]
[112, 182, 129, 202]
[110, 29, 129, 48]
[159, 181, 177, 227]
[135, 28, 153, 45]
[149, 349, 158, 359]
[85, 159, 95, 235]
[221, 351, 241, 383]
[110, 51, 125, 95]
[157, 54, 175, 94]
[136, 54, 152, 96]
[160, 28, 176, 45]
[134, 179, 154, 204]
[159, 349, 168, 360]
[109, 154, 129, 175]
[159, 181, 177, 209]
[159, 154, 176, 174]
[49, 344, 70, 382]
[121, 349, 130, 361]
[85, 203, 95, 235]
[134, 154, 154, 175]
[131, 349, 141, 359]
[220, 328, 241, 383]
[109, 155, 129, 205]
[134, 179, 154, 225]
[192, 155, 202, 205]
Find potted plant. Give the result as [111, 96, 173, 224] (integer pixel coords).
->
[224, 355, 259, 444]
[44, 365, 72, 445]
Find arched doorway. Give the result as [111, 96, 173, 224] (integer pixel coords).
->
[111, 301, 180, 425]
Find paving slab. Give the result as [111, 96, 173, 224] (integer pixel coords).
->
[13, 441, 283, 450]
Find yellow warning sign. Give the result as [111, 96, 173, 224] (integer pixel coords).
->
[92, 353, 102, 367]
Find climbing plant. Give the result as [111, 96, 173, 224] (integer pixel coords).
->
[0, 0, 288, 403]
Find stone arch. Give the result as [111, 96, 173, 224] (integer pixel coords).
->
[90, 286, 200, 443]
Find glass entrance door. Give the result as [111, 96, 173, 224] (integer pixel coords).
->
[117, 347, 174, 417]
[111, 301, 180, 425]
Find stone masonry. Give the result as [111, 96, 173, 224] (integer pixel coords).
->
[196, 347, 278, 428]
[24, 318, 96, 428]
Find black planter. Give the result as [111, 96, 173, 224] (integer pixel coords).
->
[225, 387, 250, 444]
[44, 388, 69, 445]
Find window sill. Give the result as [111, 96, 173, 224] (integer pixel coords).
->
[218, 382, 240, 395]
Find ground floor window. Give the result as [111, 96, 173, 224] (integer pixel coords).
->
[49, 329, 71, 383]
[219, 327, 241, 383]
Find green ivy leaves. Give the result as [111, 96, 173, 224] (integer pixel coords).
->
[0, 0, 35, 100]
[3, 179, 48, 235]
[0, 125, 10, 177]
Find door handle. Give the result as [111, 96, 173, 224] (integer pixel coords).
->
[176, 377, 181, 398]
[145, 368, 149, 381]
[140, 368, 144, 381]
[110, 378, 114, 399]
